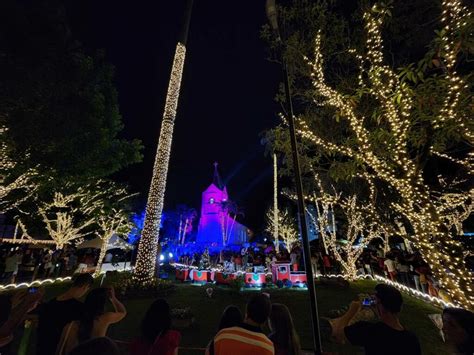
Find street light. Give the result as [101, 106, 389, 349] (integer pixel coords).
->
[265, 1, 323, 354]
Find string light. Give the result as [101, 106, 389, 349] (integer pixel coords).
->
[273, 154, 279, 252]
[295, 0, 473, 308]
[295, 174, 387, 280]
[0, 220, 56, 246]
[0, 268, 131, 292]
[266, 207, 299, 251]
[94, 208, 134, 277]
[37, 187, 104, 249]
[0, 125, 37, 213]
[134, 42, 187, 283]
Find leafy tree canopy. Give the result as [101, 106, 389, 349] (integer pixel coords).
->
[0, 0, 143, 186]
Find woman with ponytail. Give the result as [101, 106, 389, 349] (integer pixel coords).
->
[56, 287, 126, 354]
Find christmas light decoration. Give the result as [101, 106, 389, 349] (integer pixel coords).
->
[0, 126, 37, 213]
[37, 186, 105, 249]
[94, 208, 134, 277]
[134, 42, 187, 283]
[313, 192, 385, 281]
[92, 186, 136, 276]
[266, 207, 299, 251]
[0, 220, 57, 246]
[296, 0, 473, 308]
[0, 268, 130, 291]
[273, 154, 279, 252]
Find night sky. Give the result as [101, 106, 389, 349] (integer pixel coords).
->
[69, 1, 281, 230]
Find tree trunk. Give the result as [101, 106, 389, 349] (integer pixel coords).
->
[94, 239, 109, 277]
[228, 216, 237, 244]
[411, 220, 473, 308]
[178, 218, 183, 244]
[181, 219, 189, 245]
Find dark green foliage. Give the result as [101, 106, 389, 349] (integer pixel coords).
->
[0, 0, 142, 186]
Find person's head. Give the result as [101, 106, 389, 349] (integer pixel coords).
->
[141, 298, 172, 343]
[218, 305, 243, 330]
[68, 337, 119, 355]
[71, 273, 94, 297]
[78, 288, 108, 341]
[374, 284, 403, 316]
[245, 294, 271, 326]
[442, 308, 474, 354]
[269, 303, 300, 355]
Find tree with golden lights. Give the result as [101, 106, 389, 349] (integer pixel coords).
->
[296, 0, 473, 307]
[0, 126, 37, 213]
[310, 176, 389, 280]
[133, 41, 187, 283]
[93, 185, 136, 276]
[266, 207, 299, 252]
[37, 188, 101, 249]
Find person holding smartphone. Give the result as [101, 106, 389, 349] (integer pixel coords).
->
[330, 284, 421, 355]
[56, 286, 126, 354]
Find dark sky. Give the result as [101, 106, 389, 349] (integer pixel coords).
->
[69, 1, 281, 230]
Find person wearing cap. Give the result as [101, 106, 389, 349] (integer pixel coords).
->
[330, 283, 421, 355]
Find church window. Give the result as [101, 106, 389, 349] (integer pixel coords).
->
[209, 198, 215, 204]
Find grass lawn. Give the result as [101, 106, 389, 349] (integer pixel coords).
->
[21, 277, 448, 355]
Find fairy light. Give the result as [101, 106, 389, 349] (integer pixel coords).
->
[134, 42, 187, 283]
[0, 219, 56, 247]
[0, 125, 37, 213]
[435, 0, 473, 141]
[0, 268, 131, 292]
[94, 208, 134, 277]
[309, 174, 386, 280]
[38, 188, 104, 249]
[273, 154, 279, 252]
[295, 0, 473, 308]
[0, 277, 73, 292]
[266, 207, 299, 251]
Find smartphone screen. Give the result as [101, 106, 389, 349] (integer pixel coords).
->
[362, 297, 373, 306]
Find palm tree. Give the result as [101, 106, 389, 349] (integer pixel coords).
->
[179, 207, 197, 245]
[219, 200, 244, 246]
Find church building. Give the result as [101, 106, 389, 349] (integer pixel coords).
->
[196, 163, 248, 248]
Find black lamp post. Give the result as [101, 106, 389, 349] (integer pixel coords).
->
[265, 1, 323, 354]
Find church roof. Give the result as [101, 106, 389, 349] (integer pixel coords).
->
[212, 162, 225, 190]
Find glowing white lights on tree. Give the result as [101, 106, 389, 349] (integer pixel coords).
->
[94, 208, 133, 277]
[134, 42, 187, 283]
[0, 126, 37, 213]
[266, 207, 299, 252]
[273, 153, 279, 252]
[93, 185, 136, 276]
[38, 188, 101, 249]
[311, 178, 385, 281]
[297, 0, 473, 307]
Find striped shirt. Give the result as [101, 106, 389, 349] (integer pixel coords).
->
[214, 324, 275, 355]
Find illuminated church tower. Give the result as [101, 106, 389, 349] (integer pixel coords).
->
[196, 163, 248, 248]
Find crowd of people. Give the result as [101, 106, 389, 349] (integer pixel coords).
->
[0, 239, 462, 309]
[0, 246, 127, 284]
[176, 244, 451, 302]
[1, 273, 473, 355]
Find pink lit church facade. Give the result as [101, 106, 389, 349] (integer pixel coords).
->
[196, 163, 248, 248]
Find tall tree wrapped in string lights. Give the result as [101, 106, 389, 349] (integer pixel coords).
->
[134, 0, 194, 283]
[297, 0, 473, 307]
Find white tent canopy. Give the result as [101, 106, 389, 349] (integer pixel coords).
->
[76, 234, 133, 251]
